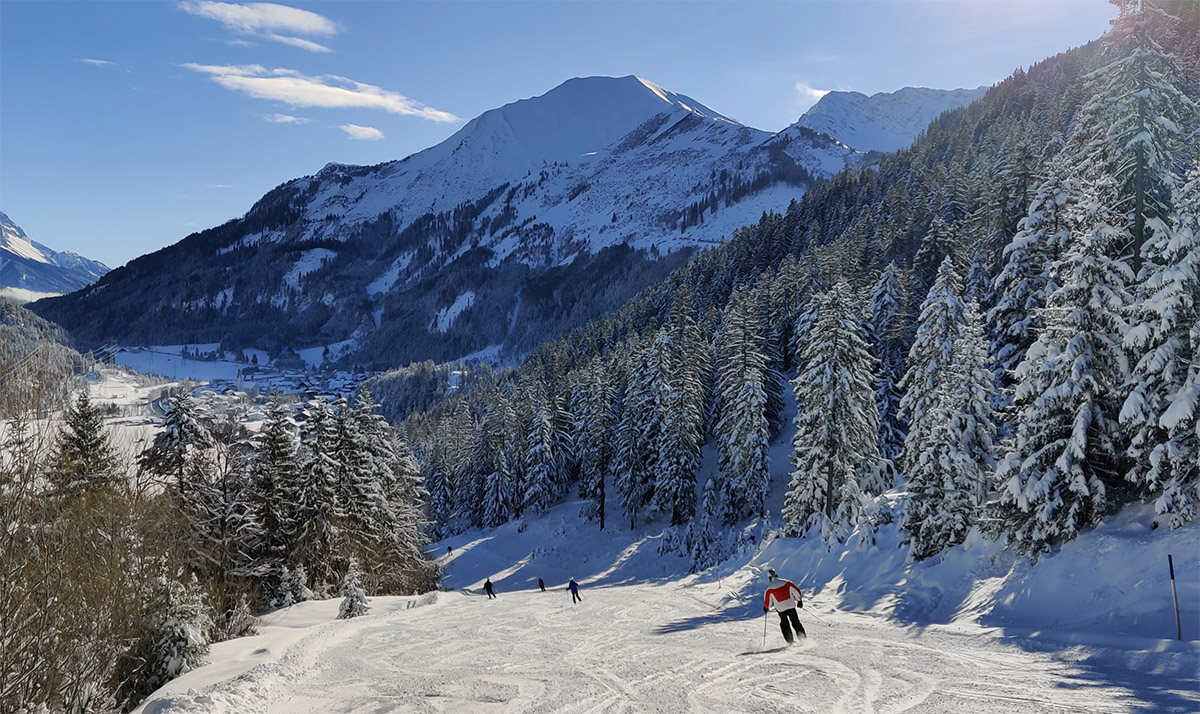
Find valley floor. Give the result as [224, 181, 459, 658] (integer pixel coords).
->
[137, 574, 1198, 714]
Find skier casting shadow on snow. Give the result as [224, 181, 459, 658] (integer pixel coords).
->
[568, 577, 581, 604]
[538, 577, 546, 592]
[484, 578, 496, 599]
[763, 568, 805, 644]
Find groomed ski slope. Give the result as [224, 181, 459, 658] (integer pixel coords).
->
[136, 498, 1199, 714]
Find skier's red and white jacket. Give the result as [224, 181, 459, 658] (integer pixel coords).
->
[764, 580, 803, 612]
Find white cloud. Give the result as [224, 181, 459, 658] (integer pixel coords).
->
[80, 58, 114, 67]
[264, 33, 332, 53]
[179, 1, 337, 52]
[794, 81, 830, 107]
[182, 64, 460, 122]
[263, 113, 309, 124]
[206, 183, 233, 188]
[339, 124, 384, 141]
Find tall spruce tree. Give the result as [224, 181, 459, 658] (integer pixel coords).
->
[993, 180, 1134, 556]
[523, 387, 556, 517]
[783, 282, 887, 540]
[867, 264, 909, 461]
[613, 338, 656, 529]
[292, 400, 338, 583]
[50, 391, 118, 497]
[252, 395, 299, 574]
[572, 356, 614, 529]
[654, 292, 708, 526]
[988, 167, 1075, 400]
[899, 258, 968, 481]
[1122, 167, 1200, 528]
[138, 389, 214, 495]
[1079, 0, 1198, 273]
[714, 287, 771, 522]
[900, 285, 997, 560]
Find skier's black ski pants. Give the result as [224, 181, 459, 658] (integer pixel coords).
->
[778, 608, 805, 642]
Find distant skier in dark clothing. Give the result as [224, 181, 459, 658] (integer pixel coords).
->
[763, 568, 805, 644]
[484, 578, 496, 599]
[538, 577, 546, 592]
[568, 577, 581, 604]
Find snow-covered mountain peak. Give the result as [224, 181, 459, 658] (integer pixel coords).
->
[1, 211, 110, 301]
[1, 211, 51, 265]
[791, 85, 990, 153]
[37, 73, 858, 364]
[423, 75, 741, 172]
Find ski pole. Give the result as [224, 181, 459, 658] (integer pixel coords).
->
[804, 607, 832, 627]
[763, 609, 769, 648]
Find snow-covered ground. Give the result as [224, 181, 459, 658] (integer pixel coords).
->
[112, 343, 365, 386]
[135, 493, 1198, 713]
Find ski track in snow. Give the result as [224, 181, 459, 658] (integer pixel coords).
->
[143, 581, 1179, 714]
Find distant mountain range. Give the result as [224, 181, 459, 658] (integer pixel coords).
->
[32, 77, 986, 368]
[1, 212, 110, 302]
[794, 86, 990, 154]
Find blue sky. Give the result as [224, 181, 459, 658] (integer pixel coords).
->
[1, 0, 1115, 268]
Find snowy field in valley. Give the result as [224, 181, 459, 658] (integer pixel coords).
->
[135, 497, 1198, 714]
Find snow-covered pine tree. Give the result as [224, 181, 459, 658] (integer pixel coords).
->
[49, 390, 118, 497]
[252, 395, 299, 577]
[337, 558, 370, 619]
[746, 272, 786, 439]
[572, 356, 614, 529]
[1122, 167, 1200, 528]
[783, 282, 887, 540]
[350, 390, 430, 587]
[1079, 0, 1198, 274]
[523, 386, 556, 517]
[423, 399, 471, 535]
[988, 166, 1075, 400]
[422, 456, 452, 539]
[292, 400, 338, 582]
[912, 216, 958, 302]
[867, 263, 909, 461]
[654, 291, 708, 526]
[115, 568, 212, 710]
[612, 338, 656, 529]
[549, 391, 576, 499]
[963, 250, 992, 306]
[992, 177, 1134, 556]
[271, 563, 315, 608]
[482, 450, 514, 528]
[469, 392, 514, 528]
[137, 389, 214, 496]
[901, 292, 997, 561]
[331, 397, 383, 533]
[899, 258, 968, 482]
[765, 254, 803, 373]
[352, 390, 419, 542]
[688, 477, 728, 572]
[714, 287, 771, 522]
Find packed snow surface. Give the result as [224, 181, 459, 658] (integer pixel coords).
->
[136, 497, 1198, 713]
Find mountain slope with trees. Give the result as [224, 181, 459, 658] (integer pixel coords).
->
[403, 1, 1198, 568]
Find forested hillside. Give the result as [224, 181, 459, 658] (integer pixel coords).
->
[403, 2, 1199, 564]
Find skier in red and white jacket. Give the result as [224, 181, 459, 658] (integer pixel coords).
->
[763, 568, 806, 643]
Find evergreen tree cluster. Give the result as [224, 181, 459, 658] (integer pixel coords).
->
[406, 1, 1198, 566]
[2, 379, 436, 713]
